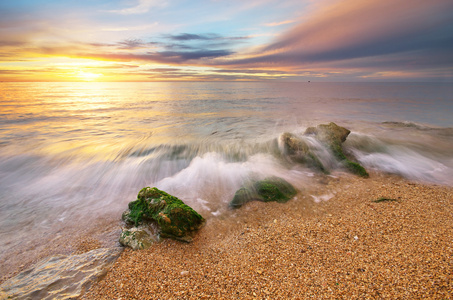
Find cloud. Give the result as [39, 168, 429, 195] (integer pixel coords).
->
[107, 0, 165, 15]
[159, 49, 233, 60]
[155, 33, 248, 60]
[0, 30, 240, 66]
[116, 39, 158, 50]
[165, 33, 249, 42]
[76, 32, 242, 64]
[265, 20, 296, 27]
[88, 39, 158, 50]
[166, 33, 217, 41]
[0, 41, 26, 47]
[81, 49, 233, 64]
[2, 0, 451, 81]
[221, 0, 453, 73]
[100, 23, 159, 32]
[138, 67, 285, 81]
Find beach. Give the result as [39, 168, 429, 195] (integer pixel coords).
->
[83, 172, 453, 299]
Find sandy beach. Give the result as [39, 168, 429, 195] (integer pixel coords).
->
[82, 172, 453, 299]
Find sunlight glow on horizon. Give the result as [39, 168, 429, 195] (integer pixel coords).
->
[77, 71, 104, 81]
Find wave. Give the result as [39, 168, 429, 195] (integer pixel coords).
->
[345, 132, 453, 185]
[382, 121, 453, 136]
[1, 124, 452, 261]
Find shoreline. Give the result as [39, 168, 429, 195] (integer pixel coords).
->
[82, 172, 453, 299]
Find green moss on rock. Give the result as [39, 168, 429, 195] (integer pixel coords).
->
[230, 187, 260, 209]
[123, 187, 205, 242]
[254, 177, 297, 202]
[279, 132, 328, 174]
[344, 160, 369, 178]
[305, 122, 351, 145]
[229, 177, 297, 209]
[305, 122, 369, 178]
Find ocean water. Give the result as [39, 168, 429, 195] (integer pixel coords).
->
[1, 81, 453, 279]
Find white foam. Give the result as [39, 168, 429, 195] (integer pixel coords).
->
[355, 146, 453, 185]
[155, 152, 311, 215]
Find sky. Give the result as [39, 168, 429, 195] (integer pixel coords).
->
[1, 0, 453, 82]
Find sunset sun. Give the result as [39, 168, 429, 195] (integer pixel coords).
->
[77, 70, 103, 81]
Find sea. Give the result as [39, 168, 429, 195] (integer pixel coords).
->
[1, 81, 453, 281]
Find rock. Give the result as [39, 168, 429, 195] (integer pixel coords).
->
[279, 132, 327, 173]
[230, 177, 297, 209]
[305, 122, 369, 177]
[122, 187, 205, 244]
[280, 132, 310, 155]
[305, 122, 351, 145]
[343, 160, 369, 178]
[255, 177, 297, 202]
[230, 187, 261, 208]
[119, 227, 157, 250]
[0, 247, 122, 300]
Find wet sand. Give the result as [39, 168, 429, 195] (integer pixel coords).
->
[82, 172, 453, 299]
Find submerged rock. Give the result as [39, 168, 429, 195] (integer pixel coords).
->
[122, 187, 205, 244]
[230, 177, 297, 209]
[0, 247, 122, 300]
[279, 132, 327, 173]
[305, 122, 369, 177]
[278, 123, 368, 177]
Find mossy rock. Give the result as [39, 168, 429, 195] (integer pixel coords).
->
[279, 132, 327, 173]
[254, 177, 297, 202]
[305, 122, 351, 145]
[305, 122, 351, 162]
[230, 177, 297, 209]
[280, 132, 310, 155]
[305, 122, 369, 178]
[344, 160, 369, 178]
[230, 187, 261, 209]
[122, 187, 205, 242]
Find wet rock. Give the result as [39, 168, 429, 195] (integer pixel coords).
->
[122, 187, 205, 244]
[119, 226, 157, 250]
[0, 247, 122, 300]
[255, 177, 297, 202]
[305, 122, 351, 145]
[279, 132, 327, 173]
[230, 187, 261, 208]
[342, 160, 369, 178]
[305, 122, 369, 177]
[230, 177, 297, 208]
[280, 132, 310, 156]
